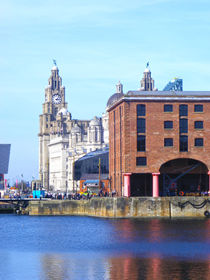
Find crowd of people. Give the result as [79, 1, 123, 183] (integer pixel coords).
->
[43, 190, 116, 200]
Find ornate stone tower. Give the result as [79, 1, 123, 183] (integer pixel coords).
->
[140, 65, 155, 91]
[39, 64, 69, 190]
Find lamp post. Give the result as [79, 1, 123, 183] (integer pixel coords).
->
[21, 174, 23, 195]
[98, 157, 101, 190]
[72, 156, 75, 194]
[65, 180, 68, 197]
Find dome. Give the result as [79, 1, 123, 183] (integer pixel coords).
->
[57, 108, 68, 116]
[144, 68, 151, 73]
[71, 124, 81, 133]
[52, 65, 58, 71]
[90, 116, 100, 126]
[106, 92, 123, 108]
[71, 125, 81, 134]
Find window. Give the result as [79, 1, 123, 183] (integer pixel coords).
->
[164, 138, 173, 147]
[195, 138, 203, 147]
[180, 135, 188, 152]
[137, 104, 146, 116]
[180, 118, 188, 133]
[194, 104, 203, 112]
[164, 121, 173, 129]
[136, 157, 147, 166]
[137, 135, 146, 151]
[194, 121, 203, 129]
[137, 118, 146, 133]
[164, 104, 173, 112]
[179, 105, 188, 116]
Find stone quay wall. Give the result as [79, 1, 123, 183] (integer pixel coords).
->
[28, 197, 210, 218]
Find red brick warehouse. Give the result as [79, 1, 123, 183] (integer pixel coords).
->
[107, 67, 210, 197]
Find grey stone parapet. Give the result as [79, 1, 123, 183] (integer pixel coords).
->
[28, 197, 210, 218]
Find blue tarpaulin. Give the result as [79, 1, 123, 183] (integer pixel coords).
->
[84, 180, 99, 184]
[33, 190, 45, 198]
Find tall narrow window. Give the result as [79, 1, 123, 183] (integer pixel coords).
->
[179, 105, 188, 116]
[120, 106, 122, 194]
[95, 128, 98, 142]
[180, 118, 188, 133]
[114, 111, 116, 189]
[137, 118, 146, 133]
[180, 135, 188, 152]
[137, 104, 146, 116]
[137, 135, 146, 151]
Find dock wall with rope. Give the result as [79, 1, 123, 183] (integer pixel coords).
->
[27, 197, 210, 218]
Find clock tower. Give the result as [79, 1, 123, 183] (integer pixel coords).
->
[39, 64, 69, 190]
[44, 65, 67, 118]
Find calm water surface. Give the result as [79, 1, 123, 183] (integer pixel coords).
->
[0, 215, 209, 280]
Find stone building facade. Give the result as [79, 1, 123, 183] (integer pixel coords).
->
[107, 67, 210, 197]
[39, 65, 108, 192]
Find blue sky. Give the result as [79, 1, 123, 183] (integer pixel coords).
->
[0, 0, 210, 184]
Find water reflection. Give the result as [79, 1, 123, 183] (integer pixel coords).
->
[41, 253, 110, 280]
[41, 254, 69, 280]
[109, 255, 210, 280]
[148, 219, 165, 243]
[39, 253, 210, 280]
[0, 215, 209, 280]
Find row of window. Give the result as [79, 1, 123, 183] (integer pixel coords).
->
[164, 120, 203, 130]
[164, 104, 203, 114]
[164, 137, 203, 147]
[137, 104, 203, 116]
[137, 138, 203, 166]
[137, 118, 204, 133]
[137, 136, 204, 151]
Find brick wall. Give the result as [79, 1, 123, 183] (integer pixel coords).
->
[109, 99, 210, 194]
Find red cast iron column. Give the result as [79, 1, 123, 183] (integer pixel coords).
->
[152, 173, 160, 198]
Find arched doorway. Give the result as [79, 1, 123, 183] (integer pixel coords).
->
[159, 158, 208, 196]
